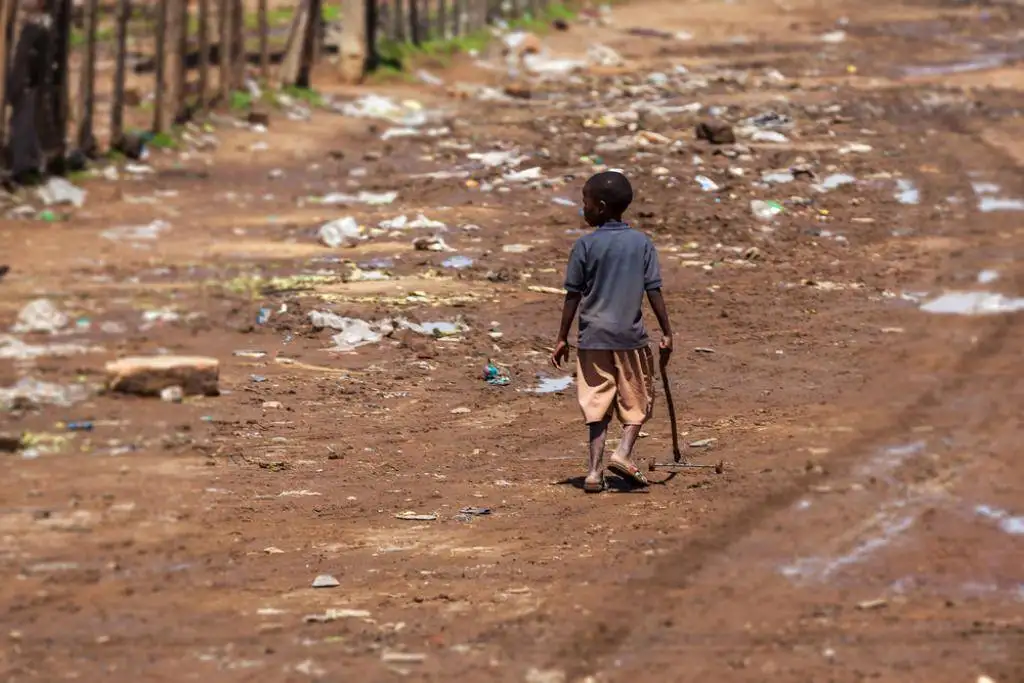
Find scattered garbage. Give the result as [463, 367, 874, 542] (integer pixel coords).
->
[337, 95, 429, 127]
[750, 199, 785, 221]
[65, 421, 93, 432]
[317, 190, 398, 206]
[379, 214, 446, 230]
[919, 291, 1024, 315]
[0, 378, 91, 410]
[442, 255, 474, 269]
[413, 235, 455, 252]
[395, 511, 437, 521]
[820, 30, 847, 44]
[12, 299, 68, 334]
[484, 361, 511, 386]
[695, 175, 719, 192]
[318, 216, 362, 247]
[36, 177, 86, 208]
[160, 386, 184, 403]
[101, 220, 171, 242]
[894, 178, 920, 205]
[815, 173, 856, 191]
[304, 608, 370, 623]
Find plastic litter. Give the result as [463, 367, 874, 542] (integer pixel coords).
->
[318, 217, 363, 247]
[12, 299, 68, 334]
[36, 178, 86, 208]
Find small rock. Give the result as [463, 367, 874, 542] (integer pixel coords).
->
[106, 356, 220, 397]
[695, 121, 736, 144]
[264, 546, 285, 554]
[311, 573, 340, 588]
[450, 406, 471, 414]
[504, 83, 532, 99]
[247, 111, 270, 127]
[0, 433, 22, 453]
[262, 401, 283, 409]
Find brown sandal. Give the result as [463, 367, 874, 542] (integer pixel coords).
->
[583, 475, 606, 493]
[607, 461, 650, 487]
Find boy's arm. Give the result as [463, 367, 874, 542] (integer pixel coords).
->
[552, 241, 586, 368]
[644, 240, 673, 356]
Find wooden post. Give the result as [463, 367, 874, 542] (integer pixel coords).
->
[230, 0, 243, 88]
[162, 0, 184, 130]
[0, 0, 11, 147]
[409, 0, 420, 45]
[217, 0, 230, 100]
[296, 0, 319, 88]
[153, 0, 167, 131]
[110, 0, 130, 144]
[257, 0, 268, 80]
[75, 0, 98, 153]
[197, 0, 209, 106]
[337, 0, 365, 83]
[52, 0, 72, 168]
[278, 0, 309, 86]
[391, 0, 405, 41]
[436, 0, 447, 39]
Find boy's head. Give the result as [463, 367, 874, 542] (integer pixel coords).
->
[581, 171, 633, 227]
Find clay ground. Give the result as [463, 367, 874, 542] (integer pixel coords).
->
[2, 0, 1024, 680]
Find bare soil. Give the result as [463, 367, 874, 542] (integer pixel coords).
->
[2, 0, 1024, 681]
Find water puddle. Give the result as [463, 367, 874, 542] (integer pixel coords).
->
[525, 376, 573, 394]
[971, 181, 1024, 213]
[919, 291, 1024, 315]
[441, 255, 474, 269]
[894, 178, 920, 205]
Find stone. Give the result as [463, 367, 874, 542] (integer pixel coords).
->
[247, 110, 271, 127]
[312, 573, 340, 588]
[0, 433, 22, 453]
[106, 356, 220, 397]
[695, 120, 736, 144]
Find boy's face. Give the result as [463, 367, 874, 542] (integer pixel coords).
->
[581, 186, 605, 227]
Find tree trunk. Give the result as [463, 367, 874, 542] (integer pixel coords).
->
[337, 0, 365, 83]
[110, 0, 130, 144]
[75, 0, 98, 153]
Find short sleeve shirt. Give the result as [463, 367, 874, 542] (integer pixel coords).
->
[563, 220, 662, 350]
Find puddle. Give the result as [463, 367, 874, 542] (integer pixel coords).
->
[525, 376, 573, 394]
[442, 255, 474, 269]
[971, 181, 1024, 213]
[919, 291, 1024, 315]
[975, 504, 1024, 536]
[900, 53, 1018, 78]
[814, 173, 856, 192]
[894, 178, 920, 205]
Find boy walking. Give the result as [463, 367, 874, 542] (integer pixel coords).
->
[551, 171, 673, 493]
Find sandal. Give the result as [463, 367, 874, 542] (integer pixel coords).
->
[607, 460, 650, 487]
[583, 475, 606, 493]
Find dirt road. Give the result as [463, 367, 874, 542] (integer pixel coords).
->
[2, 0, 1023, 681]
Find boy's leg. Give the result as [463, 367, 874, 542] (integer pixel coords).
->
[607, 347, 656, 481]
[586, 419, 610, 488]
[577, 350, 617, 491]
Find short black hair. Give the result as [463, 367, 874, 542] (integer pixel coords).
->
[584, 171, 633, 215]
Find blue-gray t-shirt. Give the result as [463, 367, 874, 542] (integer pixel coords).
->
[563, 220, 663, 350]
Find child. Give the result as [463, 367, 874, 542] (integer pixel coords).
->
[551, 171, 673, 493]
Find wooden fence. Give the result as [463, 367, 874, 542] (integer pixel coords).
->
[0, 0, 555, 176]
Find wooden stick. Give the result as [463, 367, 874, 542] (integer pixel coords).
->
[110, 0, 130, 144]
[75, 0, 98, 152]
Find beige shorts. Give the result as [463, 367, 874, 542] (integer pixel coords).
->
[576, 346, 655, 425]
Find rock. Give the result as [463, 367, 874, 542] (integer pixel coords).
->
[105, 356, 220, 397]
[504, 83, 532, 100]
[0, 432, 22, 452]
[450, 406, 471, 414]
[695, 121, 736, 144]
[312, 573, 340, 588]
[262, 401, 283, 409]
[247, 110, 271, 127]
[12, 299, 68, 334]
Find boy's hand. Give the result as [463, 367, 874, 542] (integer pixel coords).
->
[659, 334, 673, 360]
[551, 339, 570, 369]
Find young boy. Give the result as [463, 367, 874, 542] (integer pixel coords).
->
[551, 171, 673, 493]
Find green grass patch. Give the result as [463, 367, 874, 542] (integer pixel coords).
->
[372, 2, 577, 72]
[281, 85, 324, 107]
[148, 131, 179, 149]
